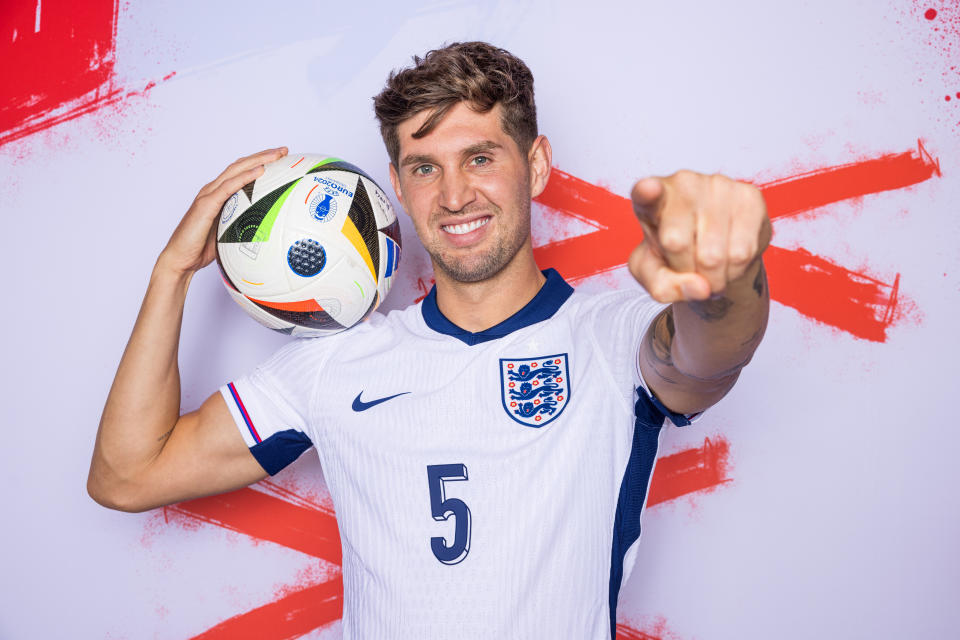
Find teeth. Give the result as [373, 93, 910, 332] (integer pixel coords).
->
[443, 217, 489, 235]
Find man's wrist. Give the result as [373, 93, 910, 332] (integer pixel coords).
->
[152, 253, 196, 290]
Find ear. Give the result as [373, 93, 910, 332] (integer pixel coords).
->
[388, 163, 404, 205]
[527, 135, 553, 199]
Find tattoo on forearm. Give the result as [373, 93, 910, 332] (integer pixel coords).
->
[687, 295, 733, 321]
[752, 263, 768, 298]
[643, 308, 677, 381]
[157, 427, 174, 443]
[677, 357, 751, 382]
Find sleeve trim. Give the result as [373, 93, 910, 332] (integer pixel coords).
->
[226, 382, 262, 444]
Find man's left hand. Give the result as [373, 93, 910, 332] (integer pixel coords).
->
[628, 171, 772, 303]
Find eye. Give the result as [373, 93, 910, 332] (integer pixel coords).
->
[413, 164, 435, 176]
[470, 155, 491, 167]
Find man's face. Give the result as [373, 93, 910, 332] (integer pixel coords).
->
[389, 102, 543, 284]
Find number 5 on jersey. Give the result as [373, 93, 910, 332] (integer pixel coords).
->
[427, 463, 471, 565]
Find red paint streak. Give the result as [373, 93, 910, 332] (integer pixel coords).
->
[0, 0, 118, 136]
[304, 183, 319, 203]
[532, 142, 938, 342]
[766, 246, 901, 342]
[760, 140, 940, 222]
[190, 576, 343, 640]
[290, 156, 305, 168]
[0, 2, 177, 148]
[166, 487, 341, 564]
[925, 8, 937, 20]
[0, 72, 177, 148]
[616, 624, 664, 640]
[647, 437, 731, 507]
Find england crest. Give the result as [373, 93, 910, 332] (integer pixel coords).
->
[499, 354, 570, 428]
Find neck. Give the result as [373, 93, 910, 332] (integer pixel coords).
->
[432, 244, 545, 332]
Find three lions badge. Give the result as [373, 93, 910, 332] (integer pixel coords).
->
[499, 354, 570, 427]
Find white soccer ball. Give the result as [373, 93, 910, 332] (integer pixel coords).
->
[215, 154, 401, 337]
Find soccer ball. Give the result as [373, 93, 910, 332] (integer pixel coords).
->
[215, 154, 401, 337]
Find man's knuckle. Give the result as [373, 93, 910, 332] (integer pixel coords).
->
[660, 230, 688, 252]
[698, 247, 723, 267]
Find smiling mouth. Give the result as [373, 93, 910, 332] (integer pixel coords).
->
[441, 216, 490, 235]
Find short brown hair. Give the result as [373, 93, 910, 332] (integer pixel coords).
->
[373, 41, 538, 167]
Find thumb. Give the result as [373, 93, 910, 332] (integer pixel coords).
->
[629, 240, 711, 303]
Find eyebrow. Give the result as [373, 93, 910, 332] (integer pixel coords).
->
[399, 140, 503, 168]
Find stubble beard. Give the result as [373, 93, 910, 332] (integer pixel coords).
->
[427, 196, 532, 284]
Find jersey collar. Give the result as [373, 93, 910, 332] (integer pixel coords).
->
[421, 268, 574, 346]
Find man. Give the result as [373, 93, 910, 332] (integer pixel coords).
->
[88, 42, 770, 638]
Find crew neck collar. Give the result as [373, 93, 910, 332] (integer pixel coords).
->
[421, 268, 574, 346]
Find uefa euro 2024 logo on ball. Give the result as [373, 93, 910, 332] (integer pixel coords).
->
[309, 175, 352, 222]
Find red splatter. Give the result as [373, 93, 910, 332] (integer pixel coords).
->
[531, 141, 938, 342]
[925, 8, 937, 20]
[647, 437, 731, 507]
[948, 95, 953, 101]
[617, 616, 686, 640]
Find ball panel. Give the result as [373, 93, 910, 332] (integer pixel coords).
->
[249, 296, 345, 332]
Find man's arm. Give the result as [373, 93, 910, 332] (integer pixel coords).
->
[629, 171, 771, 415]
[87, 147, 287, 512]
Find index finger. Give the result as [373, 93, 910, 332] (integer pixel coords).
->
[201, 147, 289, 196]
[631, 177, 666, 225]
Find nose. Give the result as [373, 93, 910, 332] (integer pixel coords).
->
[437, 168, 476, 213]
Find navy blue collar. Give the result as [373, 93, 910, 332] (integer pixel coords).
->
[421, 268, 574, 346]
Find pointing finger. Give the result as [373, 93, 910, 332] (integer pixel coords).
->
[631, 177, 666, 225]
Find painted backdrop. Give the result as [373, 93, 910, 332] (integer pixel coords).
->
[2, 0, 958, 638]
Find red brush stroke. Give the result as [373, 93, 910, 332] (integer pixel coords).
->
[0, 0, 118, 136]
[647, 437, 731, 507]
[765, 246, 901, 342]
[0, 1, 177, 148]
[532, 141, 938, 342]
[616, 623, 665, 640]
[761, 141, 941, 221]
[167, 486, 341, 564]
[191, 576, 343, 640]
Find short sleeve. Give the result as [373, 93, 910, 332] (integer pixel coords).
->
[220, 337, 328, 475]
[576, 288, 703, 429]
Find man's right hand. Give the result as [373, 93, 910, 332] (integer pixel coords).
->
[158, 147, 288, 275]
[88, 148, 288, 512]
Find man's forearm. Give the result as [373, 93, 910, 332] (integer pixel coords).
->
[89, 259, 193, 494]
[669, 257, 769, 381]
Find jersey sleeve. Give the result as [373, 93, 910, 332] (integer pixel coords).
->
[579, 289, 703, 429]
[219, 338, 328, 475]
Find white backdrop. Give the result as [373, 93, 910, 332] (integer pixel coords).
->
[2, 1, 958, 638]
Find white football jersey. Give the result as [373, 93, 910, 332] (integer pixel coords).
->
[221, 269, 696, 639]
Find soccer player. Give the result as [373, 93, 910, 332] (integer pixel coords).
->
[88, 42, 770, 638]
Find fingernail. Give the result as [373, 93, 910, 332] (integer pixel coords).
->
[680, 282, 699, 299]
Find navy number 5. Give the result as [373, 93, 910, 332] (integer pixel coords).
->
[426, 463, 471, 565]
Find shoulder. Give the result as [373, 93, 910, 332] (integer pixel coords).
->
[562, 285, 666, 325]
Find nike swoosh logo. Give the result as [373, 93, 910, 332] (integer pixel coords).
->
[352, 391, 410, 412]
